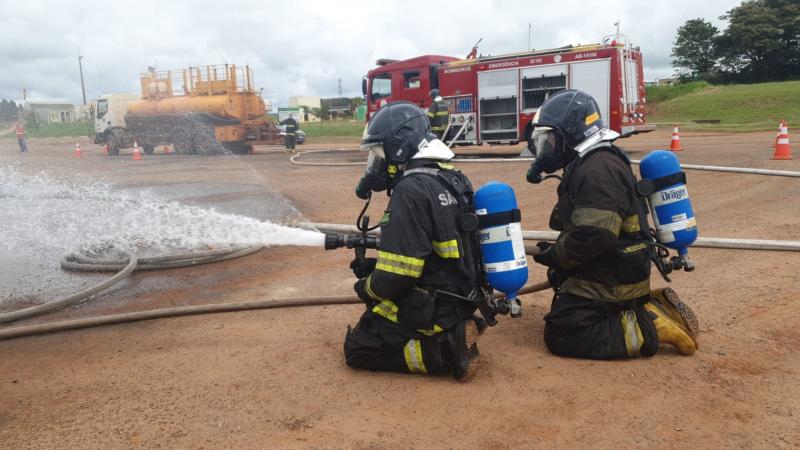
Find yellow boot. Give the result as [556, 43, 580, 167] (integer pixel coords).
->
[644, 302, 698, 355]
[650, 287, 699, 335]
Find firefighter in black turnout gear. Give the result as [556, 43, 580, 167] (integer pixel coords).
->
[526, 90, 699, 359]
[426, 89, 450, 140]
[345, 101, 486, 381]
[279, 113, 299, 153]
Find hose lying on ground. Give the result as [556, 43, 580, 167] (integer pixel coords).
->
[289, 149, 800, 178]
[0, 279, 550, 341]
[0, 246, 263, 325]
[296, 221, 800, 253]
[0, 240, 548, 340]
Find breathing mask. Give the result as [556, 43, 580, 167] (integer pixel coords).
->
[355, 143, 399, 199]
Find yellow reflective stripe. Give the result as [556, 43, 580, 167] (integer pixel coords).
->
[376, 251, 424, 278]
[585, 111, 600, 125]
[403, 339, 428, 374]
[372, 299, 399, 322]
[620, 310, 644, 357]
[431, 126, 446, 131]
[371, 298, 443, 336]
[436, 163, 455, 170]
[432, 239, 460, 258]
[435, 111, 449, 116]
[426, 112, 435, 117]
[561, 278, 651, 302]
[571, 208, 623, 237]
[621, 214, 641, 233]
[417, 324, 444, 336]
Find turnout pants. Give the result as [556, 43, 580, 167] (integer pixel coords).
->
[344, 310, 457, 375]
[284, 133, 296, 149]
[543, 293, 659, 359]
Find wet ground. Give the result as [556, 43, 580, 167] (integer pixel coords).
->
[0, 129, 799, 448]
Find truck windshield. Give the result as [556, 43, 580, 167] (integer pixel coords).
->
[96, 100, 108, 119]
[371, 74, 391, 100]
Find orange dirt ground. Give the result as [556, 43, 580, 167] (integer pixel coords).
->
[1, 128, 799, 448]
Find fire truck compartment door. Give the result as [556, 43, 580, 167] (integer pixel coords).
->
[478, 69, 518, 99]
[521, 65, 566, 79]
[570, 59, 610, 126]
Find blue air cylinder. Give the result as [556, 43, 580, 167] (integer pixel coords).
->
[639, 150, 698, 256]
[474, 181, 528, 316]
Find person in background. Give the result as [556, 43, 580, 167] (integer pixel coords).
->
[426, 89, 450, 141]
[279, 113, 299, 153]
[15, 121, 27, 153]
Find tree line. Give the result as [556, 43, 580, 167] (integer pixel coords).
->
[0, 99, 23, 123]
[672, 0, 799, 83]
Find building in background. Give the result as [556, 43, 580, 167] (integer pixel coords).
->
[322, 97, 351, 119]
[288, 96, 321, 122]
[26, 102, 76, 123]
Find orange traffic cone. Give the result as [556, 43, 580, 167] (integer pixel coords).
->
[132, 141, 142, 161]
[101, 143, 108, 155]
[771, 120, 793, 160]
[74, 143, 83, 158]
[669, 125, 683, 151]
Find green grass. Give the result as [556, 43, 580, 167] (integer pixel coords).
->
[648, 80, 800, 132]
[645, 81, 710, 103]
[300, 120, 364, 138]
[2, 120, 94, 139]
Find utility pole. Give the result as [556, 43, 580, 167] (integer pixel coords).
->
[337, 78, 342, 97]
[528, 21, 533, 51]
[614, 20, 620, 35]
[78, 56, 87, 106]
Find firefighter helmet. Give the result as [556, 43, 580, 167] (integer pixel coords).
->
[526, 90, 607, 182]
[429, 89, 441, 100]
[361, 101, 433, 165]
[532, 89, 604, 148]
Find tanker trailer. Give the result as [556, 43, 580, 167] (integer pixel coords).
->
[94, 65, 281, 156]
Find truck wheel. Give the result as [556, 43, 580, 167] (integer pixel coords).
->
[170, 128, 195, 155]
[142, 145, 155, 155]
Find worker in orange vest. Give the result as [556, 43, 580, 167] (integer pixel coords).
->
[15, 121, 28, 153]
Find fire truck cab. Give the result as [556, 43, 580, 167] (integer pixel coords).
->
[363, 35, 655, 147]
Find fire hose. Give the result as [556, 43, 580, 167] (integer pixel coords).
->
[0, 244, 549, 340]
[288, 149, 800, 178]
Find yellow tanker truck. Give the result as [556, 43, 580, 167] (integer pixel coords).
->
[93, 65, 282, 155]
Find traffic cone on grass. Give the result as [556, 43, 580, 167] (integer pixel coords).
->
[132, 141, 142, 161]
[669, 125, 683, 151]
[771, 120, 793, 160]
[73, 143, 82, 158]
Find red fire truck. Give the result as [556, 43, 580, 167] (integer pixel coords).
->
[362, 35, 655, 147]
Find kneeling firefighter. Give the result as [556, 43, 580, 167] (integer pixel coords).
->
[344, 101, 488, 381]
[525, 90, 699, 359]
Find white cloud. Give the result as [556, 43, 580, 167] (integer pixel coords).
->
[0, 0, 742, 107]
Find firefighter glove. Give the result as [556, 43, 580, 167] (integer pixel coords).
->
[350, 257, 377, 279]
[535, 241, 553, 254]
[533, 244, 558, 267]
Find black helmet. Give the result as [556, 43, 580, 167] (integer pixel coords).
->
[526, 90, 605, 183]
[429, 88, 440, 100]
[362, 101, 432, 165]
[533, 89, 604, 148]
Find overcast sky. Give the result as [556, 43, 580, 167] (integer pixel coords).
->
[0, 0, 743, 109]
